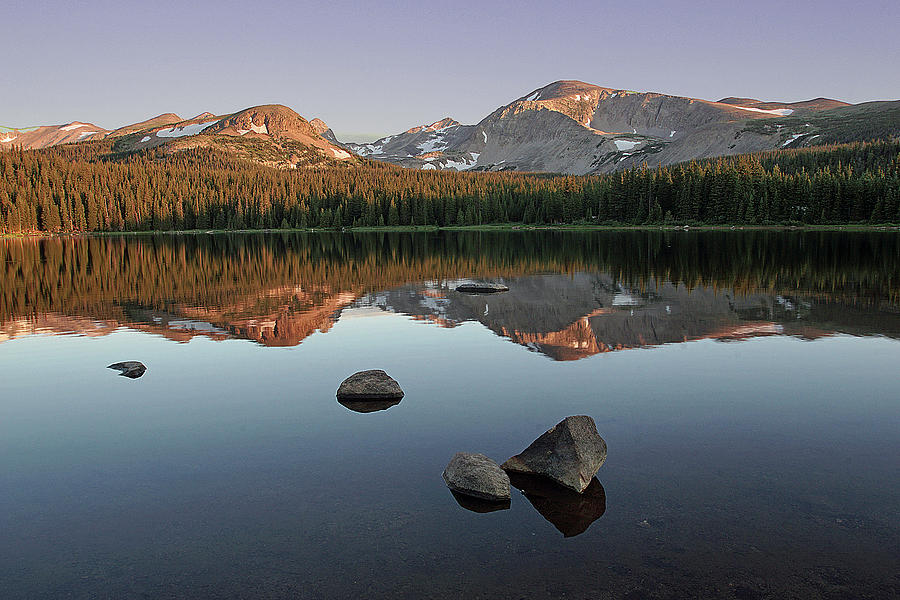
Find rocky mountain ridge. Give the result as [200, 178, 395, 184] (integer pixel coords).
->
[341, 80, 899, 174]
[4, 80, 898, 173]
[2, 105, 354, 169]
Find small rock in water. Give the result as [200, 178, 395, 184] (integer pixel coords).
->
[502, 415, 607, 493]
[336, 369, 404, 400]
[107, 361, 147, 379]
[455, 282, 509, 294]
[443, 452, 511, 502]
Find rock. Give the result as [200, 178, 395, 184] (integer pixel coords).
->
[442, 452, 511, 502]
[336, 370, 404, 400]
[508, 472, 606, 537]
[455, 282, 509, 294]
[449, 490, 510, 513]
[502, 415, 606, 493]
[337, 397, 402, 413]
[107, 361, 146, 379]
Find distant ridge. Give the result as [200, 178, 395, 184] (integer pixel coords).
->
[342, 80, 899, 174]
[4, 80, 898, 173]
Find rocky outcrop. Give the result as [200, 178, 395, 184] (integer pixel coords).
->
[502, 416, 607, 493]
[309, 118, 340, 144]
[443, 452, 511, 502]
[336, 369, 404, 400]
[107, 361, 146, 379]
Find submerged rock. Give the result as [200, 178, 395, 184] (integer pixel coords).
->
[502, 415, 607, 493]
[336, 370, 404, 400]
[455, 282, 509, 294]
[107, 361, 146, 379]
[337, 397, 402, 413]
[442, 452, 511, 502]
[508, 472, 606, 537]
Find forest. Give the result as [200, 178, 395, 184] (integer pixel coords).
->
[0, 139, 898, 234]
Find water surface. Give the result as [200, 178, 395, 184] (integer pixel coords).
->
[1, 231, 898, 599]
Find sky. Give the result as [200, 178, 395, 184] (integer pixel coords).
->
[3, 0, 898, 141]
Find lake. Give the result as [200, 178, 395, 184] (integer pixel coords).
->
[1, 231, 898, 599]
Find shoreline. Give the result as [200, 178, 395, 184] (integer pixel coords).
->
[2, 223, 900, 239]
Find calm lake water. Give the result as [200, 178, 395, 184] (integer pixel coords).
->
[1, 231, 898, 599]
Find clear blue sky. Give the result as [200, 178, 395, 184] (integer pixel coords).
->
[3, 0, 898, 141]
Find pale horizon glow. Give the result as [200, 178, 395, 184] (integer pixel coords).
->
[1, 0, 897, 141]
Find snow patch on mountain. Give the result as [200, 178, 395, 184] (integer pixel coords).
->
[156, 121, 218, 138]
[60, 123, 88, 131]
[140, 136, 151, 143]
[331, 148, 351, 159]
[614, 139, 640, 151]
[442, 152, 480, 171]
[782, 133, 804, 147]
[731, 106, 794, 117]
[418, 133, 448, 153]
[237, 121, 268, 136]
[356, 144, 380, 156]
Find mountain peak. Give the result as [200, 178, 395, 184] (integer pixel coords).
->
[309, 118, 330, 135]
[108, 113, 183, 138]
[202, 104, 317, 139]
[405, 117, 460, 134]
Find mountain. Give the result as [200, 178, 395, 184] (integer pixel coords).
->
[0, 121, 109, 148]
[109, 104, 355, 168]
[341, 80, 899, 174]
[2, 105, 355, 169]
[106, 113, 183, 138]
[4, 81, 898, 173]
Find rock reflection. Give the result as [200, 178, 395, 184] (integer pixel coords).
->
[336, 398, 402, 413]
[508, 472, 606, 537]
[450, 490, 510, 513]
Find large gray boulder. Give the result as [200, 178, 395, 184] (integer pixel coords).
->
[336, 370, 404, 400]
[107, 361, 146, 379]
[502, 415, 606, 493]
[443, 452, 511, 502]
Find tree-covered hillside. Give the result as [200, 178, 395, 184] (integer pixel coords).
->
[0, 139, 898, 233]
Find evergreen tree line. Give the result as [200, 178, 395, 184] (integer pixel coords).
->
[0, 139, 898, 234]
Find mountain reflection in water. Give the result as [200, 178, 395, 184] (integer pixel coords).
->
[2, 231, 899, 359]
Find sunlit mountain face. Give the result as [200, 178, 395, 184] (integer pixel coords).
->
[2, 231, 899, 357]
